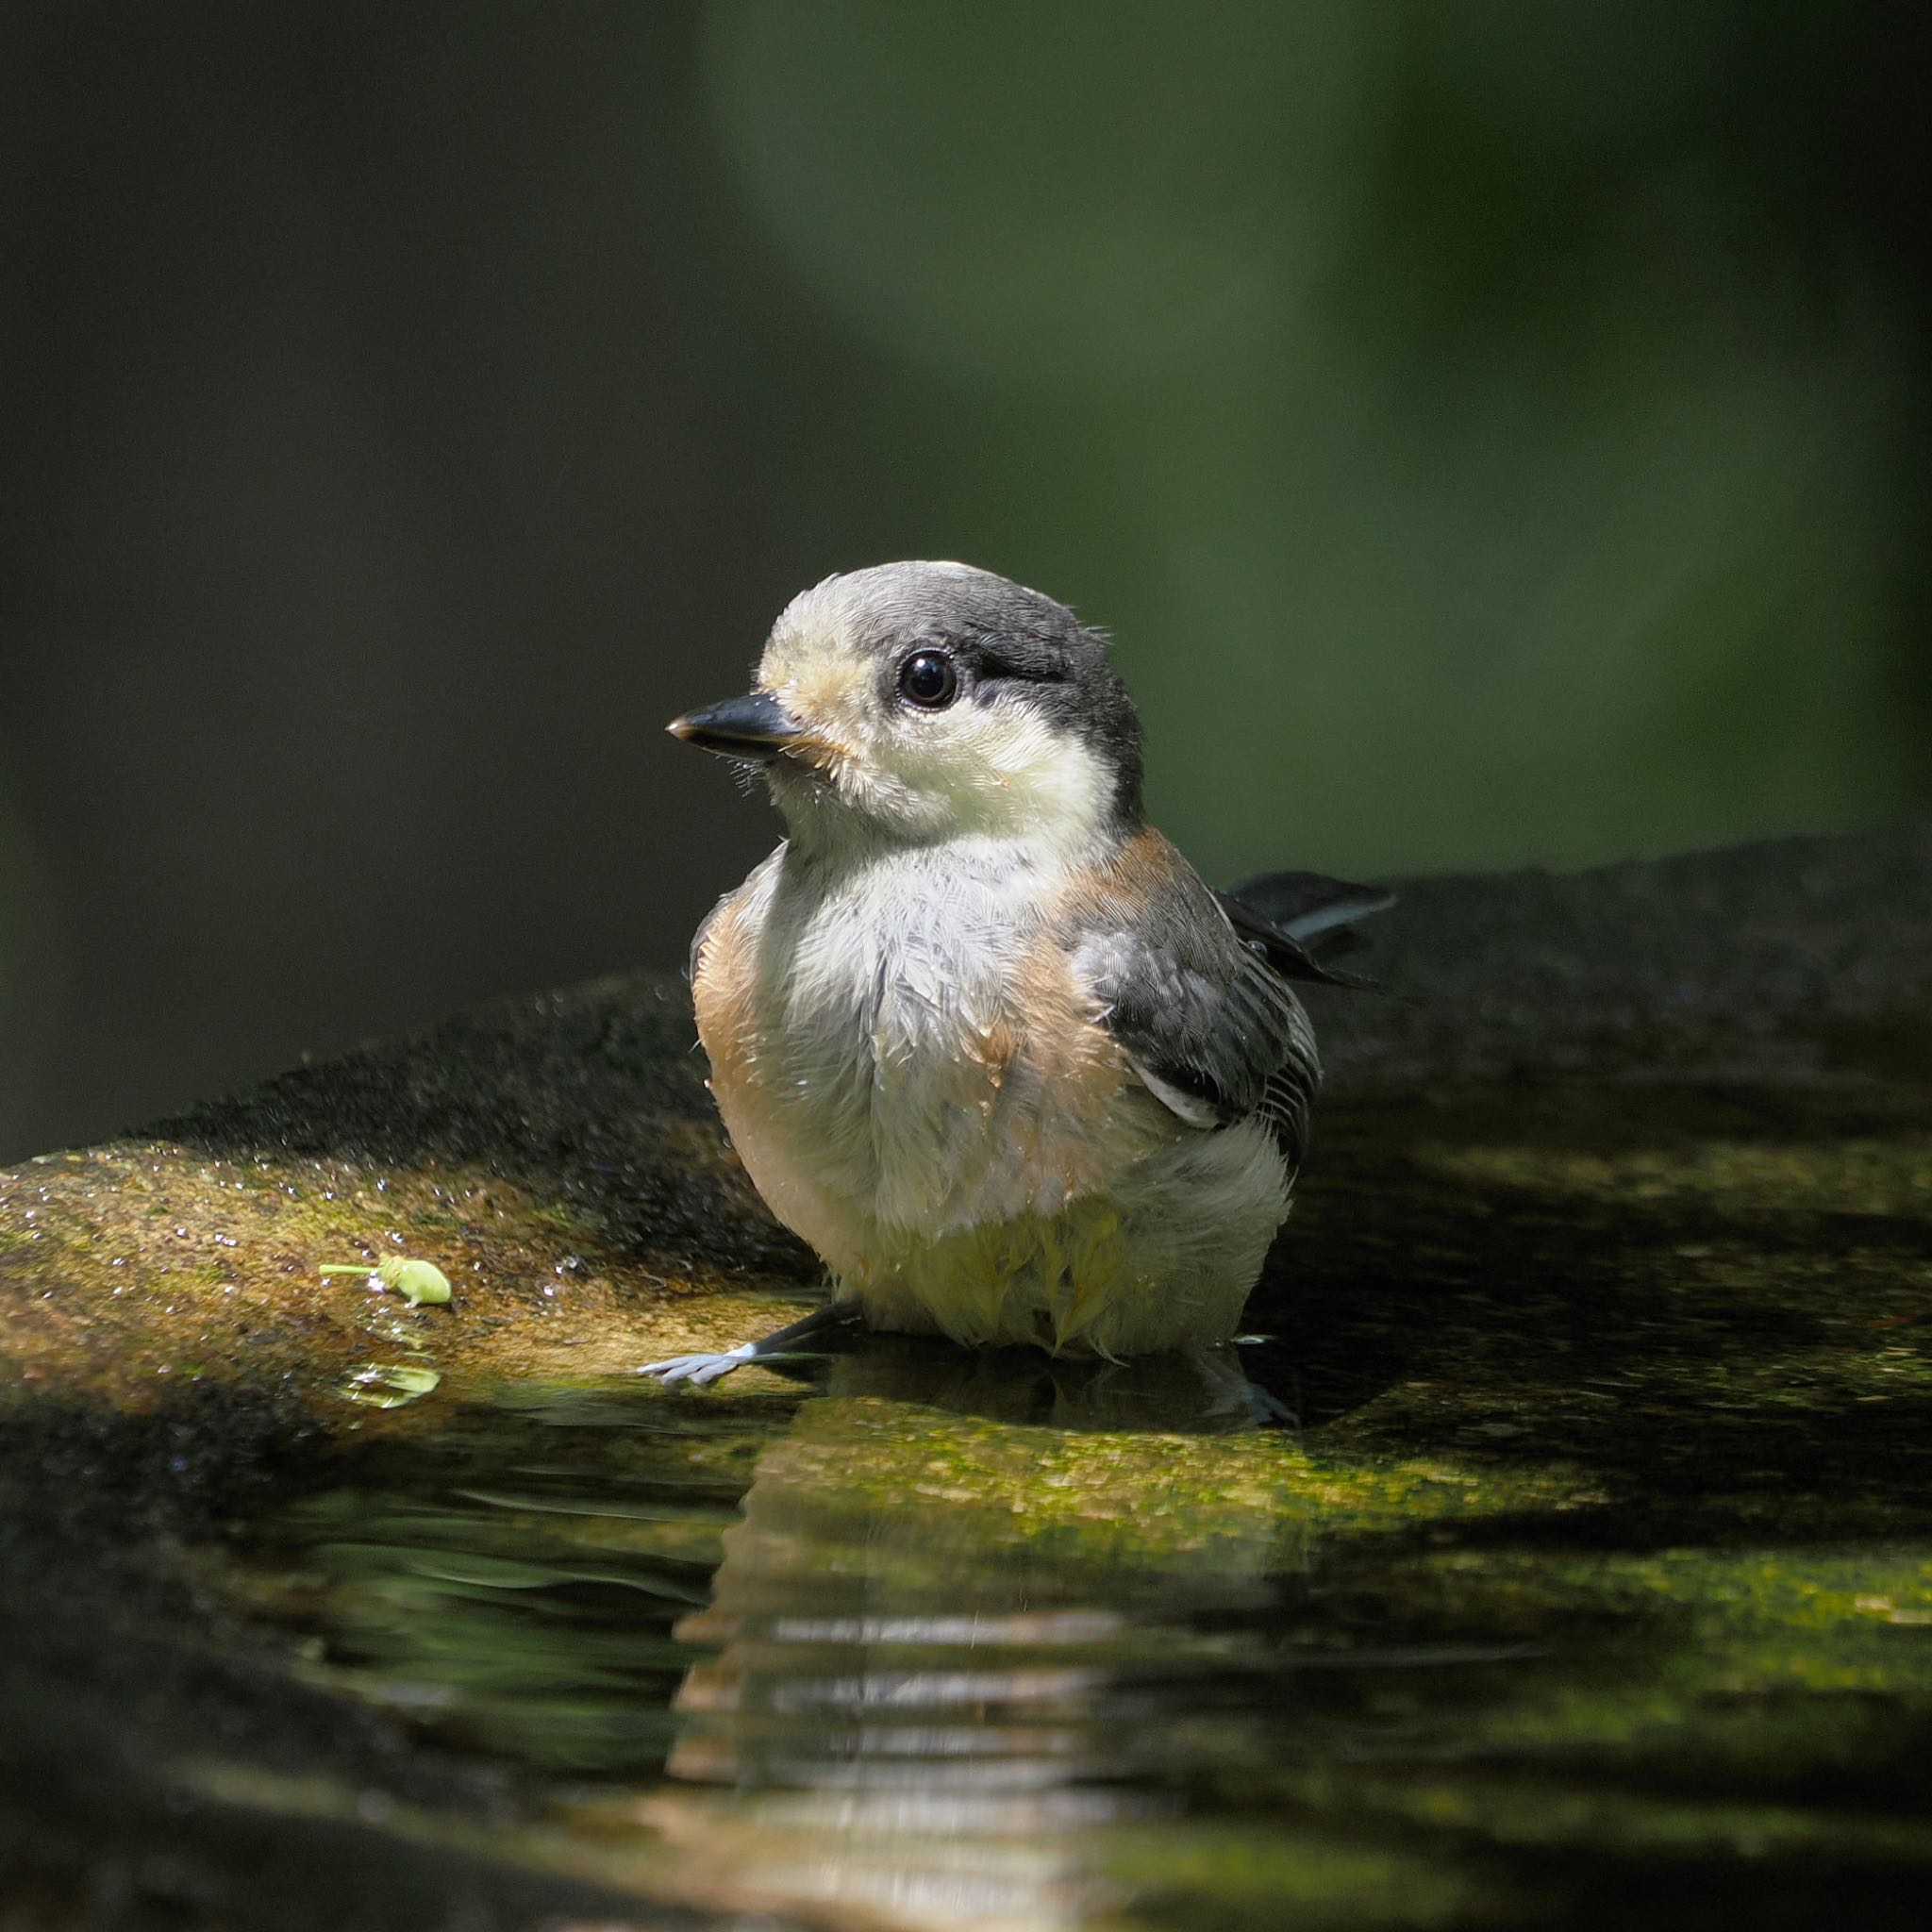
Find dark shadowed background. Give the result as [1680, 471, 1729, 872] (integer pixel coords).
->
[2, 1, 1926, 1162]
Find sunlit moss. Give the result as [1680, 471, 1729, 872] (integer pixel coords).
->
[747, 1396, 1563, 1576]
[0, 1135, 808, 1424]
[1419, 1135, 1932, 1218]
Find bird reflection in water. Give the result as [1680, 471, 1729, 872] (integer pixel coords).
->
[637, 1341, 1318, 1930]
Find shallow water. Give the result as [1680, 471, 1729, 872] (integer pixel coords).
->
[220, 1334, 1932, 1932]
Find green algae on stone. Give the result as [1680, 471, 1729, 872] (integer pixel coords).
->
[717, 1392, 1566, 1588]
[1418, 1134, 1932, 1219]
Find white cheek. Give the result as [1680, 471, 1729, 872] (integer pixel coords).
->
[901, 708, 1114, 853]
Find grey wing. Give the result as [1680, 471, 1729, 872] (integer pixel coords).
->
[1070, 861, 1322, 1175]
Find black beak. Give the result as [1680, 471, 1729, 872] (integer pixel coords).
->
[667, 691, 808, 761]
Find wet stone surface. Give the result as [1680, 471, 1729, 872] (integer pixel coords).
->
[3, 825, 1932, 1930]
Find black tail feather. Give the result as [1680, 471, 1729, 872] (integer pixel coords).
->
[1218, 870, 1395, 991]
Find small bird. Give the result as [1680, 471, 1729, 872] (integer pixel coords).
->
[643, 563, 1385, 1386]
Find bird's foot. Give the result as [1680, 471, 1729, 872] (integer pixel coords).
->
[637, 1343, 760, 1387]
[638, 1300, 866, 1390]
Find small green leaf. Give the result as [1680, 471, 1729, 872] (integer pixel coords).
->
[318, 1256, 453, 1307]
[375, 1257, 454, 1306]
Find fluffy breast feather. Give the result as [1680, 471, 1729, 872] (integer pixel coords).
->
[691, 841, 1151, 1273]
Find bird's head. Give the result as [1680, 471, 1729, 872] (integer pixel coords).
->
[669, 562, 1143, 859]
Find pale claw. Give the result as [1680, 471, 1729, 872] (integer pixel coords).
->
[638, 1342, 758, 1387]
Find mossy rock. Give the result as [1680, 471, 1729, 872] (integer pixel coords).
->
[4, 825, 1932, 1929]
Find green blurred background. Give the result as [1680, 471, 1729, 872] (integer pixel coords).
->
[1, 1, 1925, 1160]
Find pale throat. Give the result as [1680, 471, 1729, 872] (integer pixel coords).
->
[765, 720, 1124, 878]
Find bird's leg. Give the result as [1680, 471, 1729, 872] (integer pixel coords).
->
[1230, 1336, 1301, 1430]
[1241, 1378, 1301, 1429]
[639, 1300, 867, 1388]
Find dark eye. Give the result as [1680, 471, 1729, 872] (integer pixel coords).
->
[896, 649, 958, 709]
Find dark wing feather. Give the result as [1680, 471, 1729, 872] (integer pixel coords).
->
[1067, 836, 1321, 1174]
